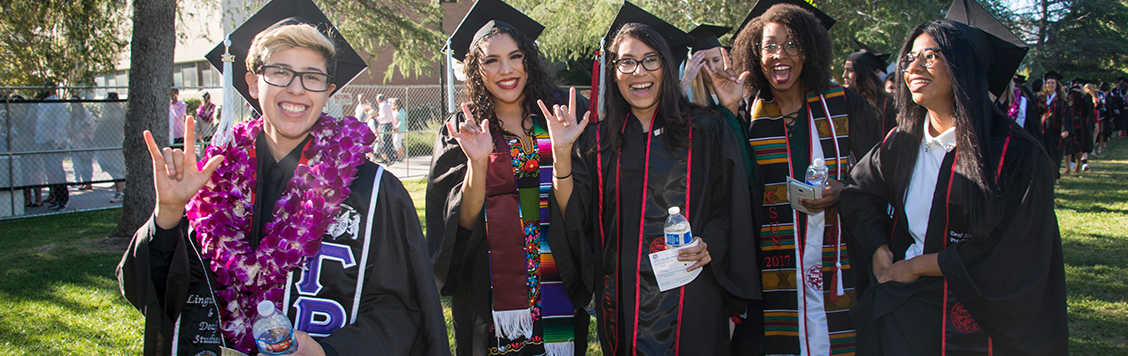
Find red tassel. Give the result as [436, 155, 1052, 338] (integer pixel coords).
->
[589, 50, 600, 122]
[828, 265, 839, 302]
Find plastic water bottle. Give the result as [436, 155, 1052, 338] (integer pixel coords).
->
[806, 158, 828, 190]
[664, 207, 692, 248]
[253, 301, 298, 355]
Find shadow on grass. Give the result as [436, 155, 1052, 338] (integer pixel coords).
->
[0, 210, 141, 355]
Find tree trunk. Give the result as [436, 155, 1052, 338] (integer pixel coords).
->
[111, 0, 176, 238]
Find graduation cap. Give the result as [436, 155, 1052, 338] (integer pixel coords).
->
[688, 24, 732, 52]
[446, 0, 545, 63]
[734, 0, 836, 39]
[847, 38, 890, 73]
[1119, 76, 1128, 83]
[1043, 71, 1063, 81]
[945, 0, 1028, 97]
[603, 1, 693, 62]
[204, 0, 366, 117]
[1013, 74, 1027, 84]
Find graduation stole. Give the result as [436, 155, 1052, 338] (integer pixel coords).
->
[747, 86, 856, 355]
[483, 123, 576, 354]
[883, 128, 1014, 353]
[595, 111, 694, 355]
[186, 115, 374, 352]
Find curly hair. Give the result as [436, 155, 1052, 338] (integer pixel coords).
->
[731, 4, 834, 96]
[461, 26, 558, 135]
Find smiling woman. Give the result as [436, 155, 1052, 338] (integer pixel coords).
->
[727, 1, 882, 353]
[542, 2, 761, 355]
[116, 1, 449, 354]
[425, 0, 592, 355]
[841, 1, 1068, 354]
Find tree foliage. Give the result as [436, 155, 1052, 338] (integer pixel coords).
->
[1029, 0, 1128, 81]
[319, 0, 446, 81]
[0, 0, 129, 87]
[486, 0, 1128, 85]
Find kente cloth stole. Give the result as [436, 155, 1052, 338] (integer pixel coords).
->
[483, 124, 575, 355]
[747, 86, 857, 355]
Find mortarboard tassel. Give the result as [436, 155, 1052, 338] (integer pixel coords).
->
[589, 49, 600, 122]
[596, 37, 607, 123]
[212, 35, 237, 147]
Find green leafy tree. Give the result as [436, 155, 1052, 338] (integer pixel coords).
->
[1032, 0, 1128, 81]
[0, 0, 129, 87]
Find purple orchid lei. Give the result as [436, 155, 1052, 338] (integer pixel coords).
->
[186, 113, 374, 352]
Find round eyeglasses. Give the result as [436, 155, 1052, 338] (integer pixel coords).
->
[256, 65, 333, 92]
[762, 41, 800, 57]
[613, 55, 664, 74]
[900, 48, 942, 71]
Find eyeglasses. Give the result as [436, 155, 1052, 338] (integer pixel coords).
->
[900, 48, 942, 70]
[762, 42, 800, 57]
[256, 65, 333, 92]
[613, 55, 664, 74]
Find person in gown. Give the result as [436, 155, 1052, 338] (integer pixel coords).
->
[116, 2, 448, 354]
[841, 1, 1068, 354]
[426, 0, 590, 355]
[842, 39, 898, 138]
[546, 2, 760, 355]
[727, 0, 881, 353]
[680, 24, 733, 107]
[996, 75, 1044, 149]
[1038, 71, 1067, 182]
[1063, 87, 1092, 174]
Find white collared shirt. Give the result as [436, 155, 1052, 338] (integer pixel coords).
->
[903, 118, 956, 260]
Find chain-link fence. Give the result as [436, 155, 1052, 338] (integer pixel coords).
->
[1, 86, 130, 218]
[0, 84, 462, 219]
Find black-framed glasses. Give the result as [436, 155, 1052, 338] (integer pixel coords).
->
[613, 55, 664, 74]
[900, 48, 942, 70]
[762, 41, 800, 56]
[256, 65, 333, 92]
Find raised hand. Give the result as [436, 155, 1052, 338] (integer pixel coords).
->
[703, 47, 751, 114]
[447, 103, 494, 163]
[147, 114, 225, 229]
[538, 87, 590, 154]
[680, 51, 707, 93]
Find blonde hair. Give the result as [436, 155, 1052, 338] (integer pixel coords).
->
[690, 72, 711, 106]
[246, 24, 337, 77]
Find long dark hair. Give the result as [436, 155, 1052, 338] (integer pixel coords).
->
[462, 26, 557, 135]
[732, 4, 834, 97]
[889, 20, 1037, 241]
[846, 55, 890, 112]
[602, 23, 706, 151]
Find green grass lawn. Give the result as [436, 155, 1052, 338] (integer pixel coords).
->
[2, 140, 1126, 354]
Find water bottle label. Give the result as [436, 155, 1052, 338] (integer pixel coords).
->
[255, 328, 297, 355]
[665, 231, 691, 247]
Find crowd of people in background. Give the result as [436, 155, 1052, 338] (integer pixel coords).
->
[3, 84, 127, 211]
[355, 92, 409, 164]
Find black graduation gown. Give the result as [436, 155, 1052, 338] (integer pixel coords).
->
[1064, 101, 1091, 156]
[117, 161, 450, 356]
[426, 105, 591, 356]
[549, 111, 759, 356]
[875, 95, 898, 139]
[841, 126, 1068, 356]
[1039, 95, 1067, 175]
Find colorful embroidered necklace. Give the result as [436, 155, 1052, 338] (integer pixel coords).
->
[186, 114, 374, 352]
